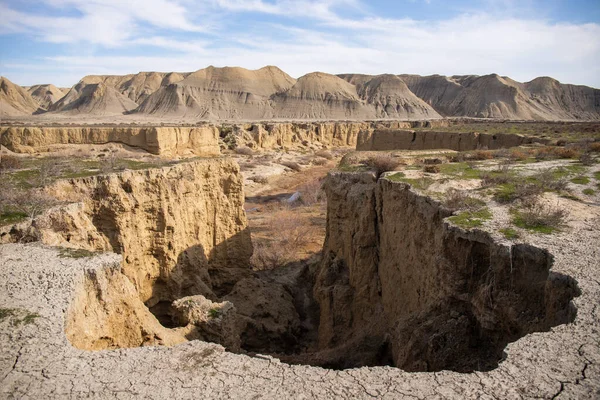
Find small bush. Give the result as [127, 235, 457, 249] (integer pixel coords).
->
[532, 169, 568, 192]
[280, 161, 302, 172]
[423, 165, 440, 174]
[0, 155, 22, 170]
[448, 207, 492, 229]
[493, 183, 543, 204]
[235, 146, 254, 156]
[579, 152, 594, 166]
[443, 189, 485, 212]
[588, 142, 600, 152]
[249, 175, 269, 184]
[298, 178, 325, 206]
[535, 146, 580, 161]
[363, 155, 401, 177]
[511, 200, 568, 234]
[311, 158, 328, 166]
[470, 150, 494, 160]
[583, 188, 596, 196]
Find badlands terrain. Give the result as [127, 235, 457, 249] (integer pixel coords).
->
[0, 65, 599, 399]
[1, 65, 600, 121]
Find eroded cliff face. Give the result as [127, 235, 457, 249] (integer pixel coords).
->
[312, 172, 579, 371]
[37, 160, 253, 306]
[0, 120, 452, 154]
[0, 125, 220, 156]
[356, 128, 549, 151]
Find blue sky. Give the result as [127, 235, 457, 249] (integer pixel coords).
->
[1, 0, 599, 88]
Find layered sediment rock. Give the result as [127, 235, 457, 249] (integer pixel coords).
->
[356, 128, 549, 151]
[312, 172, 579, 371]
[0, 125, 220, 156]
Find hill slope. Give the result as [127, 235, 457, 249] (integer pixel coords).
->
[136, 66, 296, 119]
[0, 77, 40, 117]
[400, 74, 600, 120]
[49, 81, 139, 115]
[339, 74, 440, 119]
[271, 72, 373, 119]
[27, 84, 66, 109]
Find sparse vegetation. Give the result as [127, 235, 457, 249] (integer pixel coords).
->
[280, 161, 302, 172]
[315, 150, 333, 160]
[249, 175, 269, 184]
[582, 188, 595, 196]
[208, 308, 220, 319]
[363, 155, 401, 177]
[0, 307, 40, 326]
[511, 200, 568, 234]
[235, 146, 254, 156]
[570, 176, 590, 185]
[0, 155, 23, 170]
[448, 207, 492, 229]
[57, 247, 96, 259]
[499, 227, 520, 240]
[443, 189, 485, 212]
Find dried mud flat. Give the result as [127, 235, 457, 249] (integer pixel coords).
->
[1, 198, 599, 398]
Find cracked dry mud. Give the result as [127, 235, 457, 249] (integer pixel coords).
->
[1, 208, 599, 398]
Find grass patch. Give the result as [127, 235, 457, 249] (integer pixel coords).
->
[0, 210, 29, 226]
[0, 308, 41, 326]
[594, 171, 600, 181]
[448, 207, 492, 229]
[439, 162, 482, 179]
[386, 173, 434, 190]
[570, 176, 590, 185]
[58, 248, 96, 259]
[208, 308, 221, 319]
[499, 227, 520, 240]
[583, 188, 596, 196]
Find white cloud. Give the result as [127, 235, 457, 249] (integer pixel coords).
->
[1, 0, 599, 88]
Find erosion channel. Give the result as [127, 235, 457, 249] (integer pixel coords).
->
[26, 159, 579, 373]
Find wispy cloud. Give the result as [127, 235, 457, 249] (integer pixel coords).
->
[0, 0, 599, 87]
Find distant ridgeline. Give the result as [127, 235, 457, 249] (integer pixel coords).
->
[1, 66, 599, 120]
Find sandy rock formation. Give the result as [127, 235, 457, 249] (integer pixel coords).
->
[36, 160, 254, 306]
[312, 172, 579, 371]
[271, 72, 373, 120]
[137, 66, 296, 119]
[49, 81, 139, 115]
[339, 74, 441, 119]
[171, 295, 241, 351]
[356, 128, 549, 151]
[0, 76, 41, 116]
[67, 258, 187, 350]
[26, 84, 66, 109]
[400, 73, 600, 120]
[0, 125, 221, 156]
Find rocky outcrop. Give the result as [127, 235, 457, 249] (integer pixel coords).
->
[67, 258, 187, 350]
[14, 160, 253, 307]
[0, 125, 221, 156]
[312, 172, 579, 371]
[27, 84, 66, 109]
[356, 128, 549, 151]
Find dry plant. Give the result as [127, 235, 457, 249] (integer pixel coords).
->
[280, 160, 302, 172]
[443, 188, 485, 212]
[512, 199, 568, 232]
[250, 208, 320, 270]
[0, 155, 22, 170]
[298, 178, 325, 206]
[235, 146, 254, 156]
[363, 155, 401, 177]
[249, 175, 269, 184]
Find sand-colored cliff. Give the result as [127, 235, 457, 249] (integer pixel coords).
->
[0, 125, 220, 156]
[42, 160, 253, 305]
[356, 128, 549, 151]
[311, 172, 578, 370]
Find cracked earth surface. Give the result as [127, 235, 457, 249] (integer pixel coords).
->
[0, 217, 599, 399]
